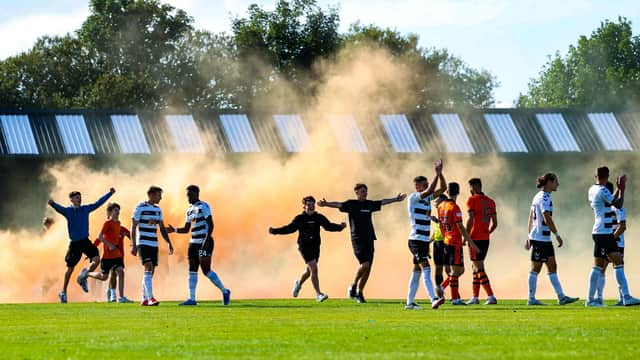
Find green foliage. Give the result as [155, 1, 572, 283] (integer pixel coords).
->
[518, 17, 640, 108]
[1, 300, 639, 358]
[0, 0, 497, 111]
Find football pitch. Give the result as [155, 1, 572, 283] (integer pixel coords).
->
[1, 299, 638, 359]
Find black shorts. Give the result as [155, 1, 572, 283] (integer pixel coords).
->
[593, 234, 619, 259]
[445, 244, 463, 266]
[298, 245, 320, 263]
[101, 257, 124, 274]
[139, 245, 158, 267]
[65, 238, 99, 267]
[470, 240, 490, 261]
[530, 240, 555, 262]
[432, 241, 446, 266]
[408, 240, 430, 264]
[188, 241, 214, 260]
[353, 240, 374, 264]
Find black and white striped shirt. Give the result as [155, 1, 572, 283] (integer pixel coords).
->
[133, 201, 163, 247]
[185, 201, 212, 244]
[408, 192, 432, 241]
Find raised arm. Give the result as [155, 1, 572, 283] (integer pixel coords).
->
[380, 193, 406, 206]
[611, 175, 626, 209]
[433, 172, 447, 198]
[47, 199, 68, 216]
[86, 188, 116, 212]
[421, 159, 445, 199]
[318, 198, 343, 209]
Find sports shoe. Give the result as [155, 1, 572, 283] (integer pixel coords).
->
[140, 299, 149, 306]
[118, 297, 133, 303]
[148, 297, 160, 306]
[431, 297, 445, 309]
[223, 289, 231, 306]
[292, 280, 301, 298]
[615, 300, 625, 306]
[436, 285, 444, 299]
[527, 299, 545, 306]
[179, 299, 197, 306]
[451, 299, 466, 305]
[316, 293, 329, 302]
[356, 291, 366, 303]
[405, 302, 422, 310]
[348, 284, 357, 300]
[485, 295, 498, 305]
[58, 291, 67, 304]
[623, 295, 640, 306]
[466, 297, 480, 305]
[585, 300, 604, 307]
[76, 268, 89, 293]
[558, 296, 579, 305]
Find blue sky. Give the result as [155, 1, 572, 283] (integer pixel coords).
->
[1, 0, 638, 107]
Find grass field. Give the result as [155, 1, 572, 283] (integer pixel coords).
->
[1, 299, 639, 359]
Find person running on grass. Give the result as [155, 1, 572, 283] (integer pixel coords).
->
[86, 203, 133, 303]
[168, 185, 231, 306]
[48, 188, 115, 303]
[405, 159, 446, 310]
[319, 184, 406, 303]
[269, 196, 346, 302]
[525, 173, 578, 306]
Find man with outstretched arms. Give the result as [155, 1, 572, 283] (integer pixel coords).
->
[131, 186, 174, 306]
[465, 178, 498, 305]
[168, 185, 231, 306]
[319, 184, 406, 303]
[526, 173, 578, 306]
[586, 167, 640, 306]
[437, 182, 479, 305]
[405, 159, 446, 310]
[48, 187, 115, 303]
[269, 196, 346, 302]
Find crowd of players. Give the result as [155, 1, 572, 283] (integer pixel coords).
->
[47, 160, 640, 307]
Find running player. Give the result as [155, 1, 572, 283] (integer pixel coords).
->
[431, 195, 450, 299]
[168, 185, 231, 306]
[269, 196, 346, 302]
[586, 167, 640, 306]
[595, 182, 627, 305]
[405, 160, 446, 310]
[131, 186, 174, 306]
[525, 173, 578, 306]
[48, 188, 115, 303]
[437, 182, 479, 305]
[465, 178, 497, 305]
[319, 184, 406, 303]
[86, 203, 133, 303]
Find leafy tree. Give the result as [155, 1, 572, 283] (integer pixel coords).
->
[344, 23, 498, 109]
[518, 17, 640, 108]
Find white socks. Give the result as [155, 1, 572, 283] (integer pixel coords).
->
[548, 273, 565, 299]
[189, 271, 198, 301]
[614, 265, 630, 298]
[407, 270, 420, 305]
[528, 271, 538, 300]
[143, 271, 153, 299]
[422, 267, 436, 301]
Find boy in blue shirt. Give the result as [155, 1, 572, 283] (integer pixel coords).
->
[48, 188, 115, 303]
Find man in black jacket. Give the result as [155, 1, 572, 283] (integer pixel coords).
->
[269, 196, 346, 302]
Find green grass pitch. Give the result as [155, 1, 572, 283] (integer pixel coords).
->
[1, 299, 638, 359]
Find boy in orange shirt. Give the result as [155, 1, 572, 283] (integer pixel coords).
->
[87, 203, 133, 303]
